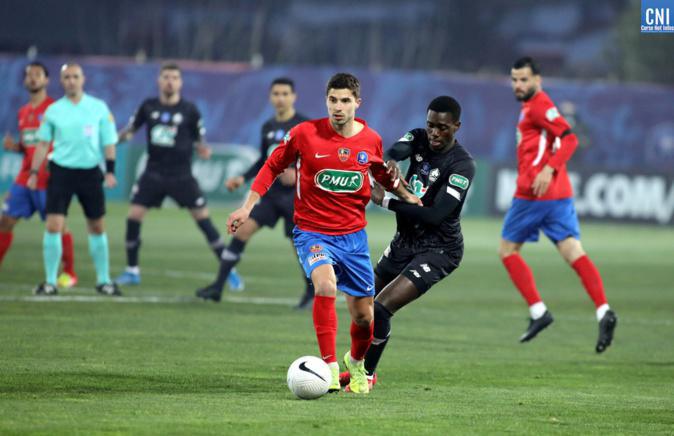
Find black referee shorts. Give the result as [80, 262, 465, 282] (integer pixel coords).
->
[46, 162, 106, 219]
[249, 190, 295, 238]
[374, 242, 462, 294]
[131, 170, 206, 209]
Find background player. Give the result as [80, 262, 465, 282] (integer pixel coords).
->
[0, 62, 77, 287]
[340, 96, 475, 390]
[499, 57, 617, 352]
[202, 77, 314, 308]
[115, 63, 240, 289]
[29, 63, 119, 296]
[222, 73, 419, 394]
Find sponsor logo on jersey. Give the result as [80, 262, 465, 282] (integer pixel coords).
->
[21, 129, 39, 146]
[449, 174, 470, 190]
[357, 151, 368, 164]
[338, 147, 351, 162]
[160, 112, 171, 123]
[545, 107, 560, 122]
[308, 253, 327, 266]
[310, 244, 323, 253]
[399, 132, 414, 142]
[275, 129, 285, 141]
[415, 154, 423, 162]
[150, 125, 178, 147]
[172, 112, 183, 125]
[408, 174, 428, 198]
[314, 169, 363, 193]
[429, 168, 440, 183]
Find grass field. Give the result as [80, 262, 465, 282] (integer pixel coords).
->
[1, 202, 673, 435]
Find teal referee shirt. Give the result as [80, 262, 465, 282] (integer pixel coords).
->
[37, 93, 118, 169]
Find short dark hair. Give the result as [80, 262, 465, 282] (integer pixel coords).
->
[270, 77, 295, 92]
[512, 56, 540, 75]
[427, 96, 461, 122]
[160, 62, 181, 73]
[25, 61, 49, 77]
[326, 73, 360, 99]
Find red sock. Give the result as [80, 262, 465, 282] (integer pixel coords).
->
[350, 320, 373, 361]
[0, 231, 13, 265]
[313, 295, 337, 364]
[61, 232, 75, 275]
[572, 255, 607, 308]
[502, 253, 542, 305]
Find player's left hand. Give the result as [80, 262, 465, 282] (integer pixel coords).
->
[371, 181, 385, 205]
[104, 173, 117, 188]
[385, 159, 400, 182]
[532, 165, 554, 197]
[196, 144, 212, 160]
[3, 133, 19, 152]
[227, 207, 251, 234]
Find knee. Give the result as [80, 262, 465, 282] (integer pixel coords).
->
[498, 242, 519, 260]
[0, 216, 15, 232]
[313, 279, 337, 297]
[88, 220, 105, 234]
[128, 207, 146, 221]
[191, 207, 209, 221]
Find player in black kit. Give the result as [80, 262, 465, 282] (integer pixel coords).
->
[115, 63, 239, 287]
[340, 96, 476, 390]
[196, 78, 314, 307]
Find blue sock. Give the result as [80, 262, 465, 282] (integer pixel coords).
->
[43, 232, 62, 286]
[88, 233, 110, 285]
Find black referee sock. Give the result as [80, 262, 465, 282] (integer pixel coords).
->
[196, 218, 225, 260]
[125, 218, 142, 267]
[304, 276, 314, 297]
[212, 238, 247, 292]
[364, 301, 393, 376]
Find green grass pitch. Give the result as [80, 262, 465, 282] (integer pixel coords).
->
[1, 202, 673, 434]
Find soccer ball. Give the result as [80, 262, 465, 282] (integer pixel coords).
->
[286, 356, 332, 400]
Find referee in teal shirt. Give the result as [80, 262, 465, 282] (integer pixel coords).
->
[28, 63, 121, 296]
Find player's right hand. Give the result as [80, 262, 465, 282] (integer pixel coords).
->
[26, 174, 38, 190]
[227, 207, 251, 234]
[225, 176, 244, 192]
[3, 133, 19, 152]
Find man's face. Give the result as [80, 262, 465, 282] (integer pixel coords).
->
[270, 84, 296, 113]
[158, 69, 182, 97]
[60, 65, 84, 97]
[24, 66, 48, 94]
[425, 110, 460, 152]
[326, 88, 360, 127]
[511, 66, 540, 101]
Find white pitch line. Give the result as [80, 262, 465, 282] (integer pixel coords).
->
[0, 293, 300, 306]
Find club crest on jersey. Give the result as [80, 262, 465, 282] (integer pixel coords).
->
[449, 174, 470, 190]
[315, 169, 363, 193]
[172, 112, 183, 125]
[275, 129, 285, 141]
[151, 111, 160, 120]
[338, 148, 351, 162]
[414, 154, 423, 162]
[160, 112, 171, 123]
[357, 151, 368, 164]
[429, 168, 440, 183]
[310, 244, 323, 253]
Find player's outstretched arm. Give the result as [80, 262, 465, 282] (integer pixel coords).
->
[3, 133, 21, 152]
[227, 191, 261, 234]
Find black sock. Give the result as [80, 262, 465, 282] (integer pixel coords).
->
[364, 301, 393, 376]
[212, 238, 246, 292]
[197, 218, 225, 260]
[125, 218, 142, 267]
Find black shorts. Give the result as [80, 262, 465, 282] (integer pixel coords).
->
[131, 170, 206, 209]
[46, 162, 106, 219]
[374, 242, 462, 294]
[249, 190, 295, 238]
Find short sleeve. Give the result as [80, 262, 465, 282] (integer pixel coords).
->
[37, 108, 55, 142]
[99, 103, 119, 146]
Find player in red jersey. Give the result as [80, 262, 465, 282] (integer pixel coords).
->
[0, 62, 77, 286]
[213, 73, 419, 394]
[499, 57, 617, 352]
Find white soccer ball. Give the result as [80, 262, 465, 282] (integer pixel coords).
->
[286, 356, 332, 400]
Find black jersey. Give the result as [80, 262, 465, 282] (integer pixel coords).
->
[130, 98, 205, 175]
[243, 112, 308, 195]
[385, 128, 476, 252]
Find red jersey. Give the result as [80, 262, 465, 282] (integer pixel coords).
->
[15, 97, 55, 189]
[251, 118, 398, 235]
[514, 91, 576, 200]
